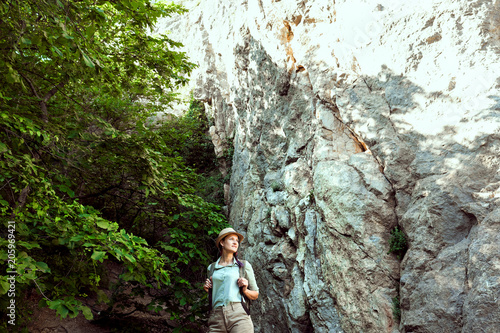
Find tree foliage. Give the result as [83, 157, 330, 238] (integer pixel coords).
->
[0, 0, 192, 110]
[0, 0, 227, 330]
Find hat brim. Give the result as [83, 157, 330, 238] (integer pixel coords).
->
[215, 229, 244, 247]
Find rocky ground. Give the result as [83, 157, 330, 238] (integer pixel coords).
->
[26, 262, 202, 333]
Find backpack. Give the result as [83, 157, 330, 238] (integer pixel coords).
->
[208, 259, 251, 315]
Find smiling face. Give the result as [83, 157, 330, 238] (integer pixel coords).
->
[220, 233, 240, 253]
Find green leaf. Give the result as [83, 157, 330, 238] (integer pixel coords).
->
[69, 235, 84, 242]
[39, 298, 48, 308]
[123, 253, 136, 263]
[132, 236, 147, 245]
[20, 37, 32, 45]
[0, 279, 10, 295]
[85, 25, 97, 38]
[91, 251, 106, 261]
[62, 32, 74, 40]
[96, 220, 110, 229]
[81, 306, 93, 320]
[97, 290, 109, 304]
[17, 241, 41, 249]
[57, 304, 69, 318]
[81, 51, 95, 68]
[48, 300, 62, 309]
[52, 46, 64, 57]
[114, 248, 123, 259]
[35, 261, 51, 273]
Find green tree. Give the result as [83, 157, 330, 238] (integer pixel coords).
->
[0, 0, 193, 118]
[0, 0, 227, 330]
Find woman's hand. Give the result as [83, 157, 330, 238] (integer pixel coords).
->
[237, 277, 249, 291]
[238, 278, 259, 300]
[204, 277, 212, 292]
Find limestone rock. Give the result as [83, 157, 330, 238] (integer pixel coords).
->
[159, 0, 500, 331]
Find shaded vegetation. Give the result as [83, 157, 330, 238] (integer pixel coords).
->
[0, 0, 227, 331]
[388, 227, 408, 260]
[392, 295, 401, 321]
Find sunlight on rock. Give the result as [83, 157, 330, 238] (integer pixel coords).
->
[158, 0, 500, 331]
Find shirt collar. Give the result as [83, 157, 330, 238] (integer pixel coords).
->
[215, 257, 237, 269]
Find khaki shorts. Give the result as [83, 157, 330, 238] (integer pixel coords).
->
[208, 302, 254, 333]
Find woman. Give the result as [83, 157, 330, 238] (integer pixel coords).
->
[203, 227, 259, 332]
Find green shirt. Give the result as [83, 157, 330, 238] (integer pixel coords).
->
[209, 257, 259, 309]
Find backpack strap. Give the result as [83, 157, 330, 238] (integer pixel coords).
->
[208, 262, 216, 312]
[208, 262, 216, 279]
[238, 260, 247, 279]
[238, 260, 251, 315]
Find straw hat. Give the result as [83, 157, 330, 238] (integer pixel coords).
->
[215, 227, 244, 247]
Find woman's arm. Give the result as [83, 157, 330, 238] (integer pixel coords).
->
[237, 278, 259, 300]
[242, 287, 259, 301]
[238, 261, 259, 300]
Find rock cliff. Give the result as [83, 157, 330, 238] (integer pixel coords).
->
[158, 0, 500, 332]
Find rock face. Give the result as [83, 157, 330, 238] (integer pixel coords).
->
[158, 0, 500, 332]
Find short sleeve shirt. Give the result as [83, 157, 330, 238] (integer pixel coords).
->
[209, 258, 258, 309]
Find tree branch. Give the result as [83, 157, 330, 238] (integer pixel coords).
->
[19, 72, 41, 99]
[22, 68, 86, 110]
[10, 185, 31, 219]
[19, 70, 69, 122]
[43, 78, 67, 102]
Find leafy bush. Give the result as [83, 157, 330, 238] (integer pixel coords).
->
[271, 181, 283, 192]
[388, 227, 408, 260]
[0, 99, 228, 329]
[0, 0, 228, 331]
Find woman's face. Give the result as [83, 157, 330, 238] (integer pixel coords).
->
[221, 233, 240, 253]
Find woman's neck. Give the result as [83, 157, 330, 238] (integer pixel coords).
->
[219, 251, 234, 266]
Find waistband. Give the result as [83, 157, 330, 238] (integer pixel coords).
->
[212, 302, 242, 312]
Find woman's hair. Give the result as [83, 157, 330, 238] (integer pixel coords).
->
[219, 235, 244, 268]
[234, 252, 243, 268]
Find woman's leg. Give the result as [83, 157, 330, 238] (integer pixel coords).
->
[225, 303, 254, 333]
[208, 308, 227, 333]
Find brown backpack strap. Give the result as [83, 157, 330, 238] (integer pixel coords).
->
[208, 262, 216, 312]
[239, 260, 246, 279]
[238, 260, 251, 315]
[208, 262, 216, 278]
